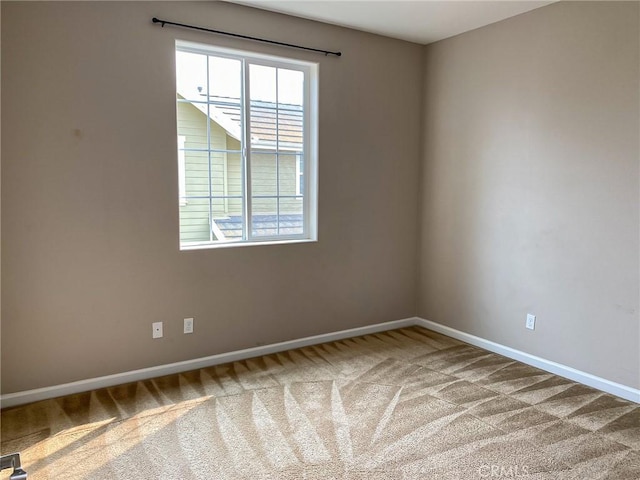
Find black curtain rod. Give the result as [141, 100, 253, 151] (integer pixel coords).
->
[152, 17, 342, 57]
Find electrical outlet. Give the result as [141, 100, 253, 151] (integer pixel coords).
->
[526, 314, 536, 330]
[184, 317, 194, 334]
[152, 321, 163, 339]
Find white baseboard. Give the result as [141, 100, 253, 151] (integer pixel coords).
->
[3, 316, 638, 408]
[0, 317, 418, 409]
[415, 317, 640, 404]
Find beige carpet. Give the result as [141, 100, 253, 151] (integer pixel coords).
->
[1, 327, 638, 479]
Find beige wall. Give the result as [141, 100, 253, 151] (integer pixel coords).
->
[1, 1, 422, 393]
[419, 1, 639, 388]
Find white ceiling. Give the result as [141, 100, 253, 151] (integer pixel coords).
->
[231, 1, 555, 45]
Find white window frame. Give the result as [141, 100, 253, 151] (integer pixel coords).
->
[295, 154, 303, 196]
[177, 135, 187, 207]
[176, 40, 319, 250]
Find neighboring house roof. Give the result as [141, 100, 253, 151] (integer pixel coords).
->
[214, 214, 303, 240]
[177, 90, 303, 151]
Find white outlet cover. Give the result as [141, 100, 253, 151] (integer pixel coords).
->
[184, 318, 194, 334]
[526, 314, 536, 330]
[152, 321, 163, 339]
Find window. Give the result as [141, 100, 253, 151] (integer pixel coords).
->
[177, 136, 187, 206]
[296, 155, 304, 196]
[175, 41, 318, 249]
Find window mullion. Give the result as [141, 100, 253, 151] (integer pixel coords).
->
[302, 66, 310, 238]
[275, 68, 281, 236]
[243, 60, 252, 241]
[206, 55, 214, 243]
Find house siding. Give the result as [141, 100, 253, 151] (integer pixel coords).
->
[178, 101, 240, 243]
[178, 102, 303, 242]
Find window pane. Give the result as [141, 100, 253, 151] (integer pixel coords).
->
[211, 204, 244, 242]
[179, 198, 211, 244]
[184, 150, 209, 198]
[177, 102, 208, 149]
[209, 150, 226, 198]
[251, 153, 277, 196]
[208, 56, 241, 101]
[278, 108, 303, 152]
[250, 103, 276, 150]
[277, 154, 298, 196]
[251, 198, 278, 237]
[226, 148, 243, 198]
[250, 64, 276, 103]
[176, 51, 208, 101]
[277, 68, 303, 107]
[250, 65, 276, 150]
[278, 198, 303, 236]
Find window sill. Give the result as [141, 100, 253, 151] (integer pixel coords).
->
[180, 237, 317, 251]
